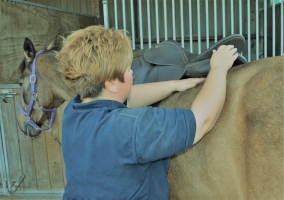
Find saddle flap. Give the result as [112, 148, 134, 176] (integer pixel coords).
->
[144, 40, 189, 66]
[132, 57, 187, 85]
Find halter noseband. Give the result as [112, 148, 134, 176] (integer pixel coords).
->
[19, 50, 58, 132]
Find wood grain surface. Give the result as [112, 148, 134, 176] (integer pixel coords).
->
[0, 0, 96, 83]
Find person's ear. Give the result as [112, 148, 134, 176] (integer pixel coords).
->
[105, 80, 118, 93]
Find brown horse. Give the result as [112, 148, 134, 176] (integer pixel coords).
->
[16, 38, 283, 199]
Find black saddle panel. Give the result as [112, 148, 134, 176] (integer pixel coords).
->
[132, 57, 187, 85]
[144, 41, 189, 66]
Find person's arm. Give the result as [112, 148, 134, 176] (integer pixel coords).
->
[127, 78, 205, 108]
[191, 45, 238, 144]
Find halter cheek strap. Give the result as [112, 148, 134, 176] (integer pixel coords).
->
[19, 50, 58, 132]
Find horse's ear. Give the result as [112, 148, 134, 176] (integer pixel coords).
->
[47, 35, 58, 50]
[23, 37, 35, 62]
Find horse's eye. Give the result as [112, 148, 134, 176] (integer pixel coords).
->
[19, 82, 23, 87]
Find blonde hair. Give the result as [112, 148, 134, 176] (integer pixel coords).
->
[56, 25, 133, 98]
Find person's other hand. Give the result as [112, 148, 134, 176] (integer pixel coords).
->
[174, 78, 206, 92]
[210, 45, 238, 72]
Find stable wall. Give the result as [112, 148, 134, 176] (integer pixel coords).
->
[0, 0, 97, 83]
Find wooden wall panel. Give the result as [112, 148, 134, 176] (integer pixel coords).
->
[0, 0, 96, 83]
[26, 0, 95, 16]
[33, 133, 51, 190]
[45, 114, 65, 190]
[57, 101, 69, 186]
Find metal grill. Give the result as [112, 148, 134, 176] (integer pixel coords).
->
[103, 0, 284, 62]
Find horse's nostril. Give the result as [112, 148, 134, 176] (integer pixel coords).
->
[26, 124, 41, 137]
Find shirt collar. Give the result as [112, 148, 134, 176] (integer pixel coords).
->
[71, 95, 127, 109]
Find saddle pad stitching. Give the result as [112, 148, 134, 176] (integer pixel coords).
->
[187, 59, 209, 69]
[197, 36, 245, 61]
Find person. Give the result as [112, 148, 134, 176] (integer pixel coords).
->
[56, 25, 238, 200]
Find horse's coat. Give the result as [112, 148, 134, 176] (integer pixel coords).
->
[17, 38, 283, 199]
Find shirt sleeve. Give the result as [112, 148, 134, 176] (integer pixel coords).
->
[133, 107, 196, 164]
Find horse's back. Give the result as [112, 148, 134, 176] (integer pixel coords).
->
[160, 56, 283, 200]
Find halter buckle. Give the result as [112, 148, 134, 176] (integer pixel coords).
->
[33, 93, 38, 100]
[30, 75, 36, 83]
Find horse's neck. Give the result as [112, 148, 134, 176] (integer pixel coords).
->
[59, 86, 76, 102]
[54, 78, 76, 102]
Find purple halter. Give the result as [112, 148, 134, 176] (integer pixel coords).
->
[19, 50, 58, 132]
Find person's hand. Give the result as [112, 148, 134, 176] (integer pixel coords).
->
[210, 45, 238, 72]
[174, 78, 206, 92]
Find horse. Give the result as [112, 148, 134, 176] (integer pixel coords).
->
[16, 38, 283, 199]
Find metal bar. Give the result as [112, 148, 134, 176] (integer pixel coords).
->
[205, 0, 209, 48]
[155, 0, 160, 44]
[247, 0, 251, 62]
[197, 0, 201, 54]
[189, 0, 193, 52]
[0, 103, 9, 195]
[130, 0, 135, 49]
[256, 0, 259, 60]
[9, 174, 25, 194]
[214, 0, 217, 42]
[272, 0, 275, 57]
[231, 0, 234, 34]
[172, 0, 176, 41]
[103, 0, 109, 28]
[0, 100, 11, 193]
[281, 0, 284, 55]
[264, 0, 267, 58]
[147, 0, 151, 48]
[239, 0, 242, 35]
[4, 0, 98, 18]
[122, 0, 126, 33]
[180, 0, 184, 47]
[12, 190, 63, 198]
[0, 84, 20, 89]
[239, 0, 242, 55]
[114, 0, 118, 30]
[164, 0, 168, 41]
[13, 190, 64, 194]
[222, 0, 226, 37]
[138, 0, 143, 49]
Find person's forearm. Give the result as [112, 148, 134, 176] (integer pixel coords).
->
[127, 81, 175, 108]
[191, 68, 227, 136]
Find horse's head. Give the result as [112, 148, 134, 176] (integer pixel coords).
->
[17, 37, 74, 137]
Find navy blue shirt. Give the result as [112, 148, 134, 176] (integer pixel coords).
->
[62, 95, 196, 200]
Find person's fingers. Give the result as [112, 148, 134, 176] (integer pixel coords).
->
[224, 45, 235, 51]
[229, 48, 238, 55]
[186, 78, 206, 84]
[232, 53, 239, 61]
[217, 45, 227, 50]
[189, 82, 197, 88]
[193, 78, 206, 84]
